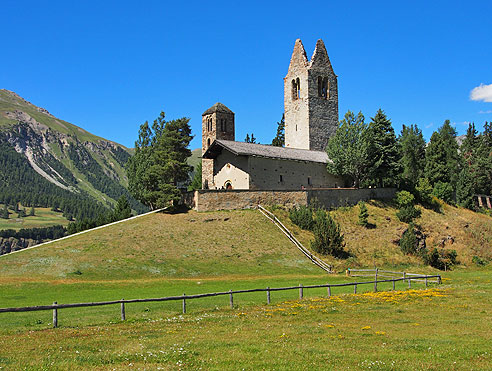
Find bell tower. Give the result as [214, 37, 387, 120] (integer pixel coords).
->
[284, 39, 338, 151]
[201, 102, 235, 189]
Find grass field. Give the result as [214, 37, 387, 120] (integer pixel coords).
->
[0, 268, 490, 369]
[0, 206, 69, 231]
[0, 206, 490, 369]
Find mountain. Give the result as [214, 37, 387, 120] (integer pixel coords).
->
[0, 89, 147, 220]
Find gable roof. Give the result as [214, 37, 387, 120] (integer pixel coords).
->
[203, 140, 330, 164]
[202, 102, 234, 116]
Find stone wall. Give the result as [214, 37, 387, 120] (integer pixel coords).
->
[190, 188, 396, 212]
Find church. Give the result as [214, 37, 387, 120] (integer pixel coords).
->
[201, 39, 344, 191]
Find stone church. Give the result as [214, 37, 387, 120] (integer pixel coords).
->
[201, 39, 343, 191]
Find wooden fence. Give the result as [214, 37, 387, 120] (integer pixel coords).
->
[257, 205, 333, 272]
[0, 273, 441, 328]
[347, 268, 442, 286]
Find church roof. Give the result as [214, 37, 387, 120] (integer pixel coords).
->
[203, 140, 331, 164]
[202, 102, 234, 116]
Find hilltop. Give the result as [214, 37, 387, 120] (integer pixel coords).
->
[0, 89, 147, 220]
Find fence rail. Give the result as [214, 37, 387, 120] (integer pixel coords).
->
[257, 205, 333, 273]
[0, 273, 441, 328]
[347, 268, 442, 284]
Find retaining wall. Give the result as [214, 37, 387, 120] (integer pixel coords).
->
[186, 188, 396, 212]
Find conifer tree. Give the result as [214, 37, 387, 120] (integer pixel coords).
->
[113, 195, 132, 220]
[0, 205, 8, 219]
[127, 112, 193, 210]
[398, 124, 426, 189]
[272, 114, 285, 147]
[357, 201, 369, 227]
[29, 206, 35, 216]
[456, 167, 474, 209]
[365, 109, 400, 187]
[188, 160, 202, 191]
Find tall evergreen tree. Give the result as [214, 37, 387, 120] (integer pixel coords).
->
[398, 124, 426, 189]
[126, 112, 193, 210]
[188, 160, 202, 191]
[113, 195, 132, 221]
[456, 166, 474, 209]
[425, 120, 460, 189]
[365, 109, 400, 187]
[326, 110, 369, 187]
[271, 114, 285, 147]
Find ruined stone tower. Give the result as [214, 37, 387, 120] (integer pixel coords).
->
[201, 102, 235, 188]
[284, 39, 338, 151]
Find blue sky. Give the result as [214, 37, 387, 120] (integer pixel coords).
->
[2, 0, 492, 149]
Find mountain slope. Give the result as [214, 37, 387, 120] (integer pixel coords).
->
[0, 89, 147, 216]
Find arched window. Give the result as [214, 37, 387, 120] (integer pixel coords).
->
[318, 77, 329, 99]
[207, 138, 211, 147]
[223, 119, 227, 132]
[296, 78, 301, 99]
[292, 79, 297, 100]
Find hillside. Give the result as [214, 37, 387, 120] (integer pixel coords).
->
[1, 202, 490, 281]
[0, 209, 322, 280]
[0, 89, 147, 218]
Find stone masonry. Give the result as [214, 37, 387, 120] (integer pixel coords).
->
[284, 39, 338, 151]
[201, 103, 235, 189]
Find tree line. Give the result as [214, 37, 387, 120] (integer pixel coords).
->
[325, 109, 491, 208]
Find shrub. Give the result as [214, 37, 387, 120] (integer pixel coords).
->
[289, 205, 314, 230]
[424, 248, 458, 270]
[432, 181, 454, 204]
[415, 178, 433, 205]
[472, 256, 489, 266]
[396, 205, 421, 223]
[310, 209, 345, 257]
[399, 223, 418, 255]
[395, 191, 415, 209]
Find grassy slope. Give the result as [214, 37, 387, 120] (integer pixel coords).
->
[0, 206, 69, 231]
[272, 201, 492, 270]
[0, 209, 321, 281]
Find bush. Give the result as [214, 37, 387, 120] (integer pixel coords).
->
[432, 181, 454, 204]
[357, 201, 369, 227]
[289, 205, 314, 230]
[310, 209, 346, 257]
[399, 223, 418, 255]
[395, 191, 415, 208]
[472, 256, 489, 266]
[396, 205, 421, 223]
[415, 178, 433, 204]
[424, 248, 458, 270]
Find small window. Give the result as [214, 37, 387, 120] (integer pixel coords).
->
[307, 177, 312, 186]
[207, 138, 211, 147]
[292, 78, 301, 100]
[318, 77, 329, 99]
[279, 175, 283, 182]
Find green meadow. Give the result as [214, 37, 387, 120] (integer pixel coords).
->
[0, 207, 491, 369]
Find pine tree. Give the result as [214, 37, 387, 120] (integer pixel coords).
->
[127, 112, 193, 210]
[326, 110, 369, 187]
[357, 201, 369, 227]
[271, 114, 285, 147]
[188, 160, 202, 191]
[113, 196, 132, 221]
[456, 167, 474, 209]
[0, 205, 8, 219]
[29, 206, 35, 216]
[398, 124, 426, 189]
[365, 109, 401, 187]
[310, 209, 345, 257]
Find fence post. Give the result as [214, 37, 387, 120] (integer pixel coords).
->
[52, 302, 58, 328]
[229, 290, 234, 309]
[438, 275, 442, 284]
[182, 294, 186, 314]
[267, 287, 271, 304]
[121, 299, 126, 321]
[403, 272, 406, 288]
[354, 284, 357, 294]
[327, 285, 331, 297]
[374, 268, 378, 292]
[425, 276, 428, 287]
[392, 279, 396, 291]
[408, 278, 412, 289]
[299, 284, 303, 300]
